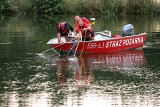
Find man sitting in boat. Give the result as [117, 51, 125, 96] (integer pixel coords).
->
[75, 16, 90, 27]
[76, 20, 95, 41]
[57, 22, 74, 43]
[74, 16, 90, 39]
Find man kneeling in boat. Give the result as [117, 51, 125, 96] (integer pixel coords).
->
[77, 20, 95, 41]
[57, 22, 74, 43]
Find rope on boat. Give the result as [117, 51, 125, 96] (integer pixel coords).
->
[52, 48, 61, 56]
[65, 43, 75, 55]
[79, 31, 87, 57]
[41, 48, 54, 54]
[73, 38, 80, 56]
[94, 32, 112, 38]
[41, 48, 60, 56]
[51, 42, 67, 55]
[79, 40, 85, 57]
[66, 38, 80, 55]
[42, 42, 67, 56]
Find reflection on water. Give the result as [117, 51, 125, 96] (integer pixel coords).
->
[0, 15, 160, 107]
[28, 49, 158, 107]
[55, 50, 147, 88]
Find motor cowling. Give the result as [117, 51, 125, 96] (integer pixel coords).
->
[122, 24, 134, 37]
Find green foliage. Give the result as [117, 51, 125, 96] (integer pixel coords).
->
[0, 0, 11, 14]
[1, 0, 160, 15]
[59, 0, 88, 14]
[31, 0, 64, 14]
[9, 0, 33, 15]
[124, 0, 154, 14]
[74, 0, 87, 14]
[95, 0, 122, 15]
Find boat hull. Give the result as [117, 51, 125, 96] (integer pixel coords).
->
[47, 33, 147, 54]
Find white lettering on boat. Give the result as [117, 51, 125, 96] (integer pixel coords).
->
[87, 37, 144, 49]
[123, 37, 143, 46]
[106, 40, 122, 48]
[87, 42, 105, 49]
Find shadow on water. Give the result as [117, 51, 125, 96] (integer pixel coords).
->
[143, 31, 160, 66]
[145, 32, 160, 47]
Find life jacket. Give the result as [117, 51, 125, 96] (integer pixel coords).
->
[113, 34, 120, 38]
[76, 17, 90, 28]
[58, 22, 69, 34]
[79, 23, 93, 37]
[82, 17, 90, 25]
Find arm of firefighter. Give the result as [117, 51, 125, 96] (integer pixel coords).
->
[83, 26, 91, 31]
[78, 31, 82, 41]
[58, 33, 63, 43]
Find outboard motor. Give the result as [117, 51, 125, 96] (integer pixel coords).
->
[122, 24, 134, 37]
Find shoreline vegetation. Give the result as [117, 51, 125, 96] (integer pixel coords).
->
[1, 0, 160, 16]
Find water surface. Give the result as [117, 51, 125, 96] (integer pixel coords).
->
[0, 15, 160, 107]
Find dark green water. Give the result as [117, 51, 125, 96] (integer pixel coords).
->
[0, 15, 160, 107]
